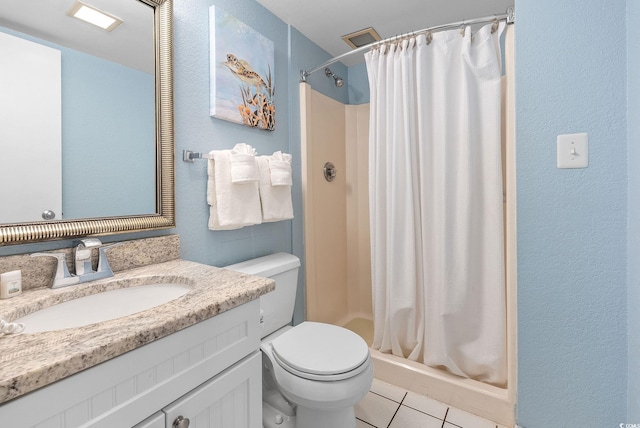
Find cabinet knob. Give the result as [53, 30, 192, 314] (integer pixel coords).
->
[172, 415, 190, 428]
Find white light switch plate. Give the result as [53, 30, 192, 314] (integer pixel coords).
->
[557, 132, 588, 169]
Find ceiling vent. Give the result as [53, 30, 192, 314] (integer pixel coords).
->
[342, 27, 381, 49]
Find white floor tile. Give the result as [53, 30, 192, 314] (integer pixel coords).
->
[355, 391, 400, 428]
[389, 406, 444, 428]
[402, 391, 448, 420]
[445, 407, 497, 428]
[370, 378, 407, 403]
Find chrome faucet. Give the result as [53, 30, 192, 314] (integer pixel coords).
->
[31, 238, 122, 289]
[74, 238, 102, 276]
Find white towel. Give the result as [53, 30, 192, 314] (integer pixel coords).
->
[208, 150, 262, 230]
[268, 151, 293, 186]
[229, 143, 259, 183]
[257, 156, 293, 222]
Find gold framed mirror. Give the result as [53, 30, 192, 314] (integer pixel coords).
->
[0, 0, 174, 246]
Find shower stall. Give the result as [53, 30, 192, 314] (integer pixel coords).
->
[299, 25, 516, 427]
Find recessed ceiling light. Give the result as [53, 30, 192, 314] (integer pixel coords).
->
[67, 1, 123, 32]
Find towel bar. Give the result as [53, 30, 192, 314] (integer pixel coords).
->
[183, 150, 214, 162]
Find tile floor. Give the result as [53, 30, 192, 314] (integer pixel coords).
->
[355, 379, 509, 428]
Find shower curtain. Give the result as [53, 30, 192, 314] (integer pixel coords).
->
[365, 22, 506, 385]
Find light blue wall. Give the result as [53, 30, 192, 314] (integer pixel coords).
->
[0, 26, 155, 219]
[347, 62, 370, 105]
[515, 1, 628, 427]
[628, 0, 640, 421]
[173, 0, 345, 324]
[292, 27, 349, 106]
[173, 0, 347, 326]
[173, 0, 291, 270]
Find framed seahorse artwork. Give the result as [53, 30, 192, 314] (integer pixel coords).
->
[209, 6, 275, 131]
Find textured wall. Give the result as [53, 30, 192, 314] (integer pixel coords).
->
[173, 0, 291, 268]
[515, 1, 628, 426]
[347, 62, 370, 105]
[173, 0, 346, 324]
[628, 0, 640, 421]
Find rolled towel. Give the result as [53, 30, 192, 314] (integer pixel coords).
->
[268, 151, 293, 186]
[208, 150, 262, 230]
[230, 143, 259, 183]
[257, 156, 293, 222]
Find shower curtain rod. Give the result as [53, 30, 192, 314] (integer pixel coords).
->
[300, 6, 514, 82]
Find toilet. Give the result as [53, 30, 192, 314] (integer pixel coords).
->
[225, 253, 373, 428]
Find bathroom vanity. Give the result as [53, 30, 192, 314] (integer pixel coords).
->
[0, 257, 273, 428]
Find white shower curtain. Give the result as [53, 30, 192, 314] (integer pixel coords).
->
[365, 22, 506, 385]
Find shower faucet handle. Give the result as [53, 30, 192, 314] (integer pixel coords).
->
[324, 162, 337, 182]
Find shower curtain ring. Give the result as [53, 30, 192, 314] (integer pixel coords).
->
[491, 16, 499, 33]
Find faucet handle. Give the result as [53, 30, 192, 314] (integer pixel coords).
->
[97, 242, 124, 274]
[31, 252, 79, 288]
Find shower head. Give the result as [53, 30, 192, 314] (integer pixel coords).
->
[325, 67, 344, 87]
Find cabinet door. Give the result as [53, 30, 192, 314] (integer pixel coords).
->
[163, 352, 261, 428]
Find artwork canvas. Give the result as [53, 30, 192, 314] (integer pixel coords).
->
[209, 6, 275, 131]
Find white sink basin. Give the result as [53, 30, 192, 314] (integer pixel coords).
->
[16, 283, 192, 333]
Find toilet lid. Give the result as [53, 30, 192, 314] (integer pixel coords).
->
[271, 322, 370, 379]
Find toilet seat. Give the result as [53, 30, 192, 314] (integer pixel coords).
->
[270, 322, 370, 381]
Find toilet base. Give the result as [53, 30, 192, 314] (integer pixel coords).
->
[263, 400, 296, 428]
[296, 406, 357, 428]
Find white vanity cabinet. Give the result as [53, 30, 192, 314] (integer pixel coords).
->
[160, 352, 261, 428]
[133, 352, 261, 428]
[2, 299, 262, 428]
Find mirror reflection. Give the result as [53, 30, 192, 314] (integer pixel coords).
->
[0, 0, 156, 224]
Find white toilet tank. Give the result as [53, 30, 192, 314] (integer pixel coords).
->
[224, 253, 301, 338]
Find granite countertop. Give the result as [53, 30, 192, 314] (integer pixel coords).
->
[0, 259, 274, 404]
